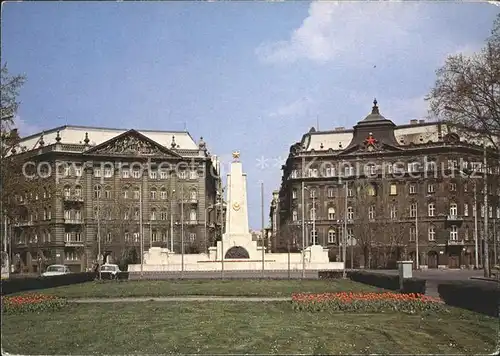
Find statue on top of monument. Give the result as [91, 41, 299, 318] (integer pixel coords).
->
[232, 150, 240, 162]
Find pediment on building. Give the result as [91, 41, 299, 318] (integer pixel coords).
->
[84, 130, 182, 158]
[338, 141, 403, 156]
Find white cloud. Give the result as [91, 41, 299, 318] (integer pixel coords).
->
[256, 1, 423, 65]
[13, 115, 41, 136]
[268, 96, 314, 118]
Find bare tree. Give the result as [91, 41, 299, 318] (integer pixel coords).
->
[426, 13, 500, 150]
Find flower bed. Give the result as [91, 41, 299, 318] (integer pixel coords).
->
[1, 294, 68, 314]
[292, 292, 446, 314]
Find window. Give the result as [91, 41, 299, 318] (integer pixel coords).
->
[344, 166, 354, 176]
[104, 187, 111, 199]
[189, 170, 198, 180]
[124, 232, 130, 242]
[94, 168, 101, 177]
[75, 210, 82, 220]
[481, 204, 484, 218]
[448, 159, 458, 170]
[150, 170, 158, 179]
[152, 230, 158, 242]
[190, 189, 197, 200]
[348, 188, 353, 197]
[409, 226, 416, 241]
[132, 169, 141, 178]
[464, 184, 468, 192]
[292, 189, 297, 199]
[367, 185, 376, 196]
[43, 208, 47, 221]
[64, 210, 71, 220]
[104, 168, 112, 178]
[347, 228, 354, 244]
[75, 165, 82, 177]
[133, 232, 140, 242]
[428, 226, 435, 241]
[410, 203, 417, 218]
[292, 210, 298, 221]
[390, 205, 397, 219]
[134, 208, 140, 220]
[390, 183, 397, 195]
[151, 208, 157, 221]
[450, 225, 458, 241]
[409, 184, 416, 194]
[65, 232, 71, 242]
[178, 170, 187, 179]
[497, 207, 500, 219]
[449, 203, 458, 217]
[190, 209, 197, 221]
[160, 210, 168, 220]
[310, 229, 318, 245]
[162, 231, 168, 242]
[309, 189, 316, 198]
[327, 188, 334, 198]
[449, 183, 456, 192]
[309, 208, 316, 220]
[65, 251, 78, 261]
[308, 168, 318, 178]
[325, 167, 335, 177]
[47, 231, 51, 242]
[489, 206, 493, 218]
[160, 170, 169, 179]
[464, 204, 469, 217]
[427, 183, 435, 193]
[368, 206, 375, 220]
[464, 227, 469, 241]
[123, 188, 129, 199]
[150, 188, 157, 200]
[328, 207, 335, 220]
[189, 233, 196, 243]
[93, 185, 101, 199]
[124, 209, 130, 220]
[75, 186, 82, 197]
[106, 232, 112, 242]
[328, 229, 336, 244]
[160, 188, 167, 200]
[123, 170, 130, 178]
[64, 186, 71, 197]
[290, 170, 298, 179]
[75, 232, 82, 242]
[133, 187, 140, 199]
[347, 207, 354, 220]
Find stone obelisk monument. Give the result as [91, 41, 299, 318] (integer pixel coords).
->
[216, 151, 261, 260]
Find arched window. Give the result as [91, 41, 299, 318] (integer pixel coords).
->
[367, 184, 376, 196]
[150, 208, 157, 221]
[328, 207, 335, 220]
[309, 208, 316, 220]
[93, 185, 101, 199]
[309, 188, 316, 198]
[310, 229, 318, 245]
[133, 187, 140, 199]
[292, 210, 298, 221]
[63, 185, 71, 197]
[428, 203, 435, 217]
[123, 186, 130, 199]
[134, 208, 140, 220]
[160, 187, 167, 200]
[449, 202, 457, 217]
[104, 186, 112, 199]
[190, 189, 197, 200]
[347, 206, 354, 220]
[328, 228, 336, 244]
[190, 209, 197, 221]
[150, 187, 157, 200]
[160, 209, 168, 220]
[74, 185, 82, 197]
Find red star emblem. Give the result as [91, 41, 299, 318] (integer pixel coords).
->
[365, 134, 377, 146]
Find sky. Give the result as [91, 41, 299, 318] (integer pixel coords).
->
[2, 0, 499, 229]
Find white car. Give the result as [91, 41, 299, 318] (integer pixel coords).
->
[42, 264, 71, 277]
[99, 264, 121, 279]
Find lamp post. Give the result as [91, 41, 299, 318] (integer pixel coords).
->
[97, 186, 102, 280]
[181, 185, 184, 277]
[474, 181, 479, 269]
[301, 181, 306, 278]
[170, 190, 175, 252]
[261, 182, 265, 277]
[139, 185, 143, 279]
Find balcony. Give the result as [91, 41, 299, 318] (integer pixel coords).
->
[186, 220, 198, 225]
[64, 195, 84, 203]
[65, 240, 84, 247]
[13, 221, 34, 227]
[188, 199, 198, 204]
[64, 219, 84, 224]
[447, 239, 465, 246]
[446, 215, 463, 222]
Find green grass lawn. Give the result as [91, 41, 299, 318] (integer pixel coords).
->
[2, 302, 497, 354]
[17, 279, 382, 298]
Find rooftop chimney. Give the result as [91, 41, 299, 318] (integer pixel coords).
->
[410, 119, 418, 125]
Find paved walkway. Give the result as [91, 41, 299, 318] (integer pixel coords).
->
[68, 296, 292, 303]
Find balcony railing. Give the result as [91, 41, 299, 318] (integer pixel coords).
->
[447, 239, 465, 245]
[65, 240, 84, 247]
[64, 219, 84, 224]
[13, 221, 34, 227]
[186, 220, 198, 225]
[64, 195, 84, 203]
[447, 215, 463, 221]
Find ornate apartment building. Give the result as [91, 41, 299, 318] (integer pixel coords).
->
[271, 100, 500, 269]
[5, 125, 224, 272]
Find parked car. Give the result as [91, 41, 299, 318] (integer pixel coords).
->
[99, 264, 121, 279]
[42, 264, 71, 277]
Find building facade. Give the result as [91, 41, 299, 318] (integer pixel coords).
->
[272, 100, 500, 269]
[5, 125, 223, 273]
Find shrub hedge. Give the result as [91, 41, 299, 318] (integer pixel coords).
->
[438, 281, 499, 317]
[348, 271, 426, 294]
[1, 272, 96, 296]
[318, 270, 345, 279]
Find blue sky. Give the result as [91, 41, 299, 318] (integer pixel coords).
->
[2, 1, 499, 229]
